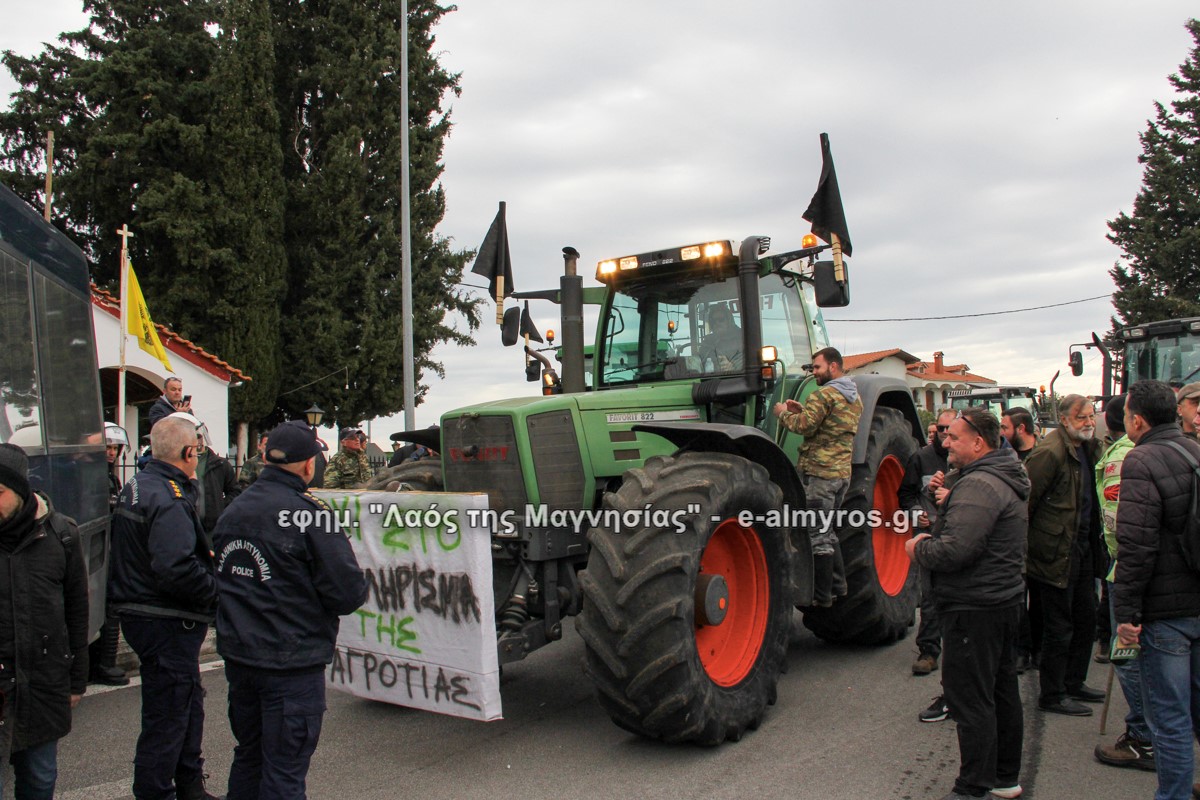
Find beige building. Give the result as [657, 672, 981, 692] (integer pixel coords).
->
[843, 349, 996, 412]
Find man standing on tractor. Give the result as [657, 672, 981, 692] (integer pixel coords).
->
[772, 346, 863, 606]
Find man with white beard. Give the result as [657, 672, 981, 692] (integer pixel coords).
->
[1025, 395, 1106, 716]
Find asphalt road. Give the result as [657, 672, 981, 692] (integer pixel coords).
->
[49, 615, 1156, 799]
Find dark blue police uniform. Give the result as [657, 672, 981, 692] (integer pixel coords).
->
[213, 440, 366, 800]
[109, 459, 217, 800]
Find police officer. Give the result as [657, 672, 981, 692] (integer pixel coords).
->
[109, 415, 220, 800]
[213, 420, 367, 799]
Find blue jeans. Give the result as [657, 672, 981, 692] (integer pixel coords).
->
[1107, 583, 1149, 741]
[1138, 616, 1200, 800]
[1, 740, 58, 800]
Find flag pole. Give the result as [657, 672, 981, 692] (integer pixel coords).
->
[116, 224, 134, 471]
[831, 232, 845, 283]
[43, 131, 54, 222]
[494, 200, 506, 325]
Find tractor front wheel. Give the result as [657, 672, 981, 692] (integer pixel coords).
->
[576, 452, 794, 745]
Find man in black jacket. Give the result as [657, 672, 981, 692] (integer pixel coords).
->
[148, 377, 192, 429]
[1114, 380, 1200, 800]
[214, 421, 367, 799]
[906, 408, 1029, 800]
[109, 416, 220, 800]
[899, 408, 953, 676]
[0, 444, 89, 799]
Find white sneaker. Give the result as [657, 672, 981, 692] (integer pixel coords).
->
[990, 786, 1023, 799]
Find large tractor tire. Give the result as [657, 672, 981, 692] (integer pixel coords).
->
[803, 407, 919, 645]
[359, 460, 444, 491]
[576, 452, 795, 745]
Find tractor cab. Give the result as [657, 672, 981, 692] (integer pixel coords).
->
[1119, 318, 1200, 387]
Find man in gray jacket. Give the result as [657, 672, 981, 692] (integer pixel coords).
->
[906, 407, 1030, 800]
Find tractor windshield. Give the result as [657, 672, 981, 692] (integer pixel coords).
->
[1126, 333, 1200, 386]
[598, 273, 812, 387]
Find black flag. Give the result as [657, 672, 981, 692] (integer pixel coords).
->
[802, 133, 853, 258]
[471, 201, 515, 297]
[519, 301, 543, 343]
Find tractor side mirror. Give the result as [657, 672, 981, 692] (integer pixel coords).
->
[501, 306, 520, 346]
[813, 261, 850, 308]
[525, 360, 540, 382]
[1069, 351, 1083, 377]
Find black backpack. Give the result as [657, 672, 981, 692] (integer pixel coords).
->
[1163, 440, 1200, 573]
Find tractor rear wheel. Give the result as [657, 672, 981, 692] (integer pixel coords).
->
[359, 460, 444, 491]
[803, 407, 919, 644]
[576, 451, 794, 745]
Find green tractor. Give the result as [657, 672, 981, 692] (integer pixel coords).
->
[378, 232, 925, 743]
[1070, 318, 1200, 396]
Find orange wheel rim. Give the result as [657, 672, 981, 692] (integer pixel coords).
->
[695, 519, 770, 687]
[872, 454, 909, 596]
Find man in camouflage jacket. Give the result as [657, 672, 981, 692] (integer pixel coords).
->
[237, 433, 269, 489]
[323, 427, 372, 489]
[773, 346, 863, 606]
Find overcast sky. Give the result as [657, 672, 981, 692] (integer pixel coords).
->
[4, 2, 1197, 440]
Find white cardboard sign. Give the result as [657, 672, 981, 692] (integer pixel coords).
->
[313, 490, 501, 721]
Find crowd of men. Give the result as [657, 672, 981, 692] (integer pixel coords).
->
[4, 359, 1200, 798]
[897, 380, 1200, 800]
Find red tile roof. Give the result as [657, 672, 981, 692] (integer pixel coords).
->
[91, 284, 251, 383]
[907, 360, 995, 384]
[842, 348, 921, 371]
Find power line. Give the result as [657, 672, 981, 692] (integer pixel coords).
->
[825, 294, 1111, 323]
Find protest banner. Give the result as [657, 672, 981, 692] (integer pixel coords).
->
[313, 490, 502, 721]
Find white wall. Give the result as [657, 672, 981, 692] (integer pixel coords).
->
[93, 308, 233, 457]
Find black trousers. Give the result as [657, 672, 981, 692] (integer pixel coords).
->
[941, 604, 1023, 796]
[916, 565, 942, 658]
[122, 617, 208, 800]
[1030, 548, 1096, 704]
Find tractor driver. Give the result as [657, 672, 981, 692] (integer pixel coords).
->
[699, 304, 742, 372]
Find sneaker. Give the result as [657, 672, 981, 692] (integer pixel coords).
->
[920, 695, 951, 723]
[991, 785, 1023, 799]
[913, 653, 938, 675]
[1094, 731, 1155, 771]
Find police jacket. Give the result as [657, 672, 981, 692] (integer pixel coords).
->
[912, 448, 1030, 611]
[1025, 428, 1104, 588]
[109, 459, 217, 622]
[213, 467, 367, 671]
[1113, 424, 1200, 625]
[0, 494, 89, 750]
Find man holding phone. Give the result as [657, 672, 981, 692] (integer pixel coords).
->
[148, 377, 194, 429]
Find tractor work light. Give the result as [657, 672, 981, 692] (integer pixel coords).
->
[595, 240, 735, 282]
[760, 345, 778, 362]
[1124, 327, 1146, 340]
[1190, 320, 1200, 332]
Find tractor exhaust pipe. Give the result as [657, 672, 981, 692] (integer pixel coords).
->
[560, 246, 586, 393]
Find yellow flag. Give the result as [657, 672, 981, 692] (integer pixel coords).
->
[125, 262, 173, 372]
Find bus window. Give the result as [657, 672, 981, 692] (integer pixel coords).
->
[0, 250, 42, 451]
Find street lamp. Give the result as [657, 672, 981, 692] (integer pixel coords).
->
[304, 404, 325, 428]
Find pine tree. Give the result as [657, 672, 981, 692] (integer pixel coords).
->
[1108, 18, 1200, 325]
